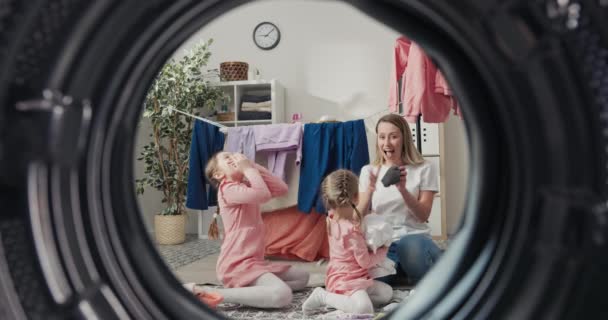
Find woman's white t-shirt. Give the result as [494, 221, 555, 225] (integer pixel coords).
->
[359, 161, 439, 241]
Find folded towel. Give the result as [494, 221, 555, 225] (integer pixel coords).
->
[241, 106, 272, 112]
[238, 111, 272, 120]
[241, 94, 271, 103]
[242, 101, 272, 109]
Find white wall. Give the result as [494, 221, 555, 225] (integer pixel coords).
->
[174, 0, 399, 124]
[136, 0, 401, 234]
[443, 115, 469, 236]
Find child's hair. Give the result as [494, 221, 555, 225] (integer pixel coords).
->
[204, 152, 222, 189]
[204, 153, 222, 240]
[321, 169, 362, 234]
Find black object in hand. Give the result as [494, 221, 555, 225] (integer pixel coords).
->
[381, 166, 401, 187]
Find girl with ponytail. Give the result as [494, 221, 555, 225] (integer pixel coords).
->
[302, 169, 393, 315]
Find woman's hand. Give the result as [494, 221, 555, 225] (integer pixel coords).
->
[368, 166, 380, 193]
[396, 166, 407, 192]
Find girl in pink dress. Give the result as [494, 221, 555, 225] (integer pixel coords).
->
[302, 169, 393, 315]
[193, 152, 309, 308]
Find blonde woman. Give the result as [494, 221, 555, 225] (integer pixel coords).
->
[358, 114, 441, 285]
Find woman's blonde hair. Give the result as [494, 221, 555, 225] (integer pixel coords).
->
[372, 114, 424, 166]
[204, 153, 222, 240]
[321, 170, 362, 234]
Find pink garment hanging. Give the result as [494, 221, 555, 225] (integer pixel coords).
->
[388, 36, 461, 123]
[388, 37, 412, 112]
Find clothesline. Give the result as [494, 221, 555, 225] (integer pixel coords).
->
[164, 100, 404, 132]
[166, 106, 229, 130]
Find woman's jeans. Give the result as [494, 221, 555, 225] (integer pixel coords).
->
[377, 233, 443, 285]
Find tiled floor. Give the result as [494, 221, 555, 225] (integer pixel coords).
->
[155, 234, 221, 270]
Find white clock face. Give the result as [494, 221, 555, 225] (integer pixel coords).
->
[254, 22, 280, 50]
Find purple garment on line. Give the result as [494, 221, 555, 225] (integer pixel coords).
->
[224, 127, 256, 161]
[252, 123, 303, 181]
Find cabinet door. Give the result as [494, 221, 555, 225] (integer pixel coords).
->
[420, 122, 439, 155]
[409, 123, 418, 148]
[428, 196, 443, 237]
[425, 156, 441, 194]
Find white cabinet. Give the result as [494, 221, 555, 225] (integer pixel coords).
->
[426, 156, 441, 194]
[428, 197, 444, 237]
[409, 122, 440, 156]
[409, 123, 418, 146]
[420, 121, 446, 240]
[210, 79, 285, 126]
[421, 122, 440, 156]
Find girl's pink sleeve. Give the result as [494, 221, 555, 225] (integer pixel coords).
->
[220, 168, 272, 205]
[344, 231, 388, 269]
[253, 163, 288, 198]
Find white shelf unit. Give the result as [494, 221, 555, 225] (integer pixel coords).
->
[210, 79, 285, 126]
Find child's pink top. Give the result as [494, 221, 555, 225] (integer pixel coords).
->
[216, 164, 290, 288]
[325, 213, 388, 296]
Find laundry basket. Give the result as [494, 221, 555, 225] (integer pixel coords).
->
[220, 62, 248, 81]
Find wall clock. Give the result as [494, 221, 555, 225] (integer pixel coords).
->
[253, 21, 281, 50]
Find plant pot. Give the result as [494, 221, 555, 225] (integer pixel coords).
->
[154, 214, 186, 245]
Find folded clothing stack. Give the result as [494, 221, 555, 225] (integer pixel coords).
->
[239, 94, 272, 120]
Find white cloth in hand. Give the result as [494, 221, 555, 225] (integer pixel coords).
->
[363, 214, 396, 278]
[363, 213, 393, 253]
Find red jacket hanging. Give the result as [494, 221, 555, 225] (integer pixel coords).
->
[388, 36, 460, 123]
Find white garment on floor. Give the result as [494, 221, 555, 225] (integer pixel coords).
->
[368, 258, 396, 279]
[381, 289, 412, 312]
[391, 289, 410, 303]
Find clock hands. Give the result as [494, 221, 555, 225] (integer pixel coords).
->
[264, 28, 275, 37]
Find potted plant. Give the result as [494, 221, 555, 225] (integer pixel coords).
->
[136, 39, 224, 245]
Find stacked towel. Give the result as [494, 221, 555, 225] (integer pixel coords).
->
[241, 101, 272, 112]
[239, 94, 272, 120]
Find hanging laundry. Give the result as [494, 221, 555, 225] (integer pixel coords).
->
[297, 120, 369, 214]
[388, 36, 412, 112]
[388, 36, 460, 123]
[186, 120, 225, 210]
[262, 206, 329, 262]
[224, 127, 256, 161]
[252, 122, 303, 181]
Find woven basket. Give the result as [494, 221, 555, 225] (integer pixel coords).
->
[217, 112, 235, 121]
[154, 214, 186, 245]
[220, 62, 248, 81]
